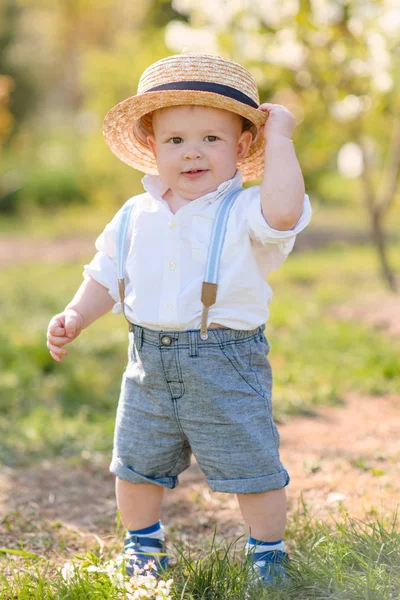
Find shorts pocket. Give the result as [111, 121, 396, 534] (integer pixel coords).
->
[218, 338, 272, 400]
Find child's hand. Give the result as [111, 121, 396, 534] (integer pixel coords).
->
[46, 308, 84, 363]
[258, 103, 296, 140]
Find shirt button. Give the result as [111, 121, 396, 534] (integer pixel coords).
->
[166, 304, 172, 310]
[168, 221, 176, 229]
[168, 262, 176, 270]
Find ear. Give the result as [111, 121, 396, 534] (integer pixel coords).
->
[237, 130, 253, 161]
[147, 135, 157, 159]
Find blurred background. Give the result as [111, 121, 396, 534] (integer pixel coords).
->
[0, 0, 399, 514]
[2, 0, 400, 245]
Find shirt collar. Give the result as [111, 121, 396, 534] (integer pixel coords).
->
[141, 170, 243, 205]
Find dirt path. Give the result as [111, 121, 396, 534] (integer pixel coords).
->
[0, 236, 95, 266]
[1, 392, 399, 568]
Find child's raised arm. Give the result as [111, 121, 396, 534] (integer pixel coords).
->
[259, 103, 305, 231]
[46, 275, 115, 363]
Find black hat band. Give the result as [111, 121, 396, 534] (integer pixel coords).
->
[145, 81, 259, 110]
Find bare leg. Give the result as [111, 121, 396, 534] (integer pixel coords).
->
[116, 478, 164, 530]
[237, 488, 287, 541]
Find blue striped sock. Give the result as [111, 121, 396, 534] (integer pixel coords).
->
[246, 537, 285, 555]
[128, 521, 164, 538]
[125, 521, 165, 554]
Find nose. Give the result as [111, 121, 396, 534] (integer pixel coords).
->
[183, 143, 203, 160]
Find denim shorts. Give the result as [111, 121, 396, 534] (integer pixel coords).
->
[110, 324, 289, 494]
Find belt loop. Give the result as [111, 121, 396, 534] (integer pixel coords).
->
[134, 326, 143, 352]
[189, 331, 198, 357]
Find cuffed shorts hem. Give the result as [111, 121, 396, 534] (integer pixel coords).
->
[207, 468, 290, 494]
[110, 457, 178, 490]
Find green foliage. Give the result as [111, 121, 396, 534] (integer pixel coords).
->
[0, 260, 125, 465]
[0, 0, 180, 215]
[266, 244, 400, 419]
[1, 165, 89, 214]
[2, 0, 399, 219]
[169, 0, 400, 214]
[0, 0, 39, 141]
[1, 512, 400, 598]
[21, 167, 87, 209]
[171, 535, 257, 599]
[283, 510, 400, 599]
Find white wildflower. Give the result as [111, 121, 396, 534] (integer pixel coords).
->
[60, 561, 76, 583]
[87, 565, 102, 573]
[61, 553, 174, 600]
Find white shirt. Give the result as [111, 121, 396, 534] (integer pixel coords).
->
[84, 170, 312, 331]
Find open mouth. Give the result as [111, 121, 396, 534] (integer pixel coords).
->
[182, 169, 208, 178]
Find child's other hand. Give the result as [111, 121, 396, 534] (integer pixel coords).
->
[258, 103, 296, 140]
[46, 308, 84, 362]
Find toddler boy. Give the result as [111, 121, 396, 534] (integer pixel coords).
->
[46, 53, 312, 586]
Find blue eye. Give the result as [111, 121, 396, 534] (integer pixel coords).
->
[169, 137, 183, 144]
[205, 135, 218, 142]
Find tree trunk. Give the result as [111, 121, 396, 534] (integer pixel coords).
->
[370, 209, 397, 292]
[356, 123, 399, 293]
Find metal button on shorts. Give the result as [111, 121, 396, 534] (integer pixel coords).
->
[160, 335, 172, 346]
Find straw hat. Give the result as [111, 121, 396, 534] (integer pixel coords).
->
[103, 54, 267, 182]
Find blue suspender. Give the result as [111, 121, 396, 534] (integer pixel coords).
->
[116, 188, 241, 339]
[116, 199, 135, 330]
[200, 188, 241, 339]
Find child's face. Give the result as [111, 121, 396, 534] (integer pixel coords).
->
[147, 105, 253, 200]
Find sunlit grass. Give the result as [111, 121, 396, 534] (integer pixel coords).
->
[1, 511, 399, 599]
[0, 202, 124, 239]
[1, 241, 400, 597]
[267, 243, 400, 418]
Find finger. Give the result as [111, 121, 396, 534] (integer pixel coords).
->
[47, 340, 68, 355]
[260, 102, 286, 108]
[47, 327, 67, 340]
[47, 334, 73, 347]
[258, 103, 274, 112]
[48, 317, 65, 335]
[50, 350, 62, 363]
[65, 330, 77, 340]
[50, 349, 66, 363]
[64, 317, 80, 339]
[53, 326, 66, 336]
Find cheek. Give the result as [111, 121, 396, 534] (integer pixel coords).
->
[210, 147, 238, 169]
[156, 148, 180, 177]
[157, 147, 172, 165]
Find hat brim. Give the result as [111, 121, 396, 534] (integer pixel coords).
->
[103, 90, 267, 182]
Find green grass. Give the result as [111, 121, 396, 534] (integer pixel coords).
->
[0, 243, 399, 465]
[1, 241, 400, 597]
[0, 203, 120, 239]
[1, 511, 400, 599]
[267, 244, 400, 419]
